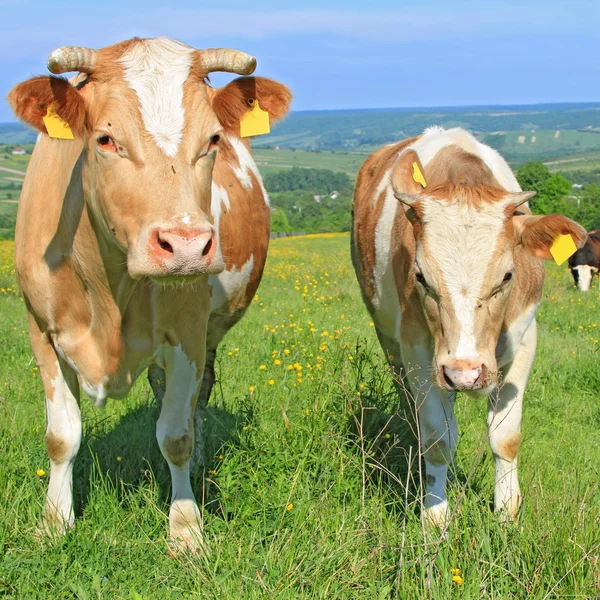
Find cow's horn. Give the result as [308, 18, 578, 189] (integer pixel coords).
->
[507, 190, 536, 208]
[47, 46, 97, 74]
[199, 48, 257, 75]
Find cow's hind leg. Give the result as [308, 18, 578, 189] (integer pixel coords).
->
[489, 321, 536, 519]
[30, 320, 82, 534]
[192, 347, 216, 468]
[156, 344, 204, 551]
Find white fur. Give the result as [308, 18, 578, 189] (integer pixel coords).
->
[420, 199, 508, 359]
[372, 178, 401, 334]
[226, 134, 270, 203]
[572, 264, 596, 291]
[44, 364, 82, 531]
[496, 303, 538, 367]
[119, 37, 193, 157]
[154, 343, 203, 548]
[407, 127, 521, 192]
[209, 255, 255, 313]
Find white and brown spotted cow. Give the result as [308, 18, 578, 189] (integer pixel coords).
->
[352, 127, 585, 526]
[9, 37, 291, 549]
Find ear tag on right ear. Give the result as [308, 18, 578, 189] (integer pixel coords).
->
[550, 234, 577, 266]
[42, 107, 74, 140]
[240, 99, 270, 138]
[412, 162, 427, 188]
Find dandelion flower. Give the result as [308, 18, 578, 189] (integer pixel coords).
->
[36, 469, 45, 477]
[450, 568, 461, 575]
[452, 575, 463, 586]
[259, 364, 267, 370]
[286, 503, 293, 511]
[249, 385, 255, 392]
[268, 379, 275, 385]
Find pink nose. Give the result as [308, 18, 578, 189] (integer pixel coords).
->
[149, 226, 215, 273]
[442, 364, 484, 390]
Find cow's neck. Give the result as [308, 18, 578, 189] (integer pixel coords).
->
[83, 198, 138, 315]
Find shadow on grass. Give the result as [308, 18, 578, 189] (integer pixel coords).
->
[71, 383, 254, 521]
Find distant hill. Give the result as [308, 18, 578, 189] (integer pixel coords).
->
[3, 101, 600, 163]
[0, 123, 37, 144]
[254, 102, 600, 162]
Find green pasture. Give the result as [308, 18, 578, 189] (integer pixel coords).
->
[0, 234, 598, 599]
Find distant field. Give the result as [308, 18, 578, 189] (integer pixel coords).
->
[253, 148, 368, 177]
[0, 234, 598, 598]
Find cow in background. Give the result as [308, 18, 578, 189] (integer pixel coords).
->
[568, 229, 600, 291]
[352, 127, 586, 527]
[9, 37, 291, 550]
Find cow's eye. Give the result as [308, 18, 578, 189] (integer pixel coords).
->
[97, 135, 117, 152]
[210, 134, 220, 146]
[502, 272, 513, 285]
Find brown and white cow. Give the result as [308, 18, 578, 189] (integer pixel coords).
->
[568, 229, 600, 291]
[352, 127, 585, 526]
[9, 37, 291, 549]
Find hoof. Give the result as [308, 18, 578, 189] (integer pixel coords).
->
[169, 500, 205, 554]
[423, 501, 449, 529]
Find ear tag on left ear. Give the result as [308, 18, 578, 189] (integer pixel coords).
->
[42, 106, 74, 140]
[412, 162, 427, 188]
[550, 234, 577, 266]
[240, 98, 270, 138]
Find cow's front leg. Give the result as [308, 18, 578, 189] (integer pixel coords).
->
[489, 320, 537, 519]
[30, 321, 82, 534]
[156, 344, 204, 551]
[402, 344, 457, 527]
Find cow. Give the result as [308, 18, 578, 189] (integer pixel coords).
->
[351, 127, 586, 527]
[568, 229, 600, 291]
[8, 36, 291, 550]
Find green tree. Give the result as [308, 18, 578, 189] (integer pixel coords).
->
[516, 162, 573, 215]
[270, 208, 291, 233]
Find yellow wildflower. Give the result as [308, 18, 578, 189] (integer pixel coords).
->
[36, 469, 45, 477]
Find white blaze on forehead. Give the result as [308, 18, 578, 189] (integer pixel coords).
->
[119, 37, 193, 157]
[421, 200, 508, 359]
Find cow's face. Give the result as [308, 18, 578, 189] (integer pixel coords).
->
[9, 37, 291, 283]
[570, 264, 597, 291]
[395, 185, 586, 396]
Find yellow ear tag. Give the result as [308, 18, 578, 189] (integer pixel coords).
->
[550, 234, 577, 266]
[412, 162, 427, 188]
[240, 99, 270, 138]
[42, 107, 74, 140]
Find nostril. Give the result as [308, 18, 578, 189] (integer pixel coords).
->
[158, 236, 174, 254]
[202, 236, 213, 257]
[443, 369, 455, 389]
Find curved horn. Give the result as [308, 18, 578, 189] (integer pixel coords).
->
[199, 48, 256, 75]
[47, 46, 97, 74]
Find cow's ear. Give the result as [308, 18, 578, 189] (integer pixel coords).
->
[514, 214, 587, 260]
[8, 76, 86, 137]
[391, 150, 426, 225]
[212, 76, 292, 133]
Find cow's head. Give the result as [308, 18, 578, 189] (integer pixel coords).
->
[392, 150, 586, 395]
[8, 37, 291, 283]
[568, 245, 597, 291]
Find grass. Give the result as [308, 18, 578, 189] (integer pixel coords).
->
[0, 234, 599, 598]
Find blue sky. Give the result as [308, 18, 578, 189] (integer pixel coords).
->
[1, 0, 598, 121]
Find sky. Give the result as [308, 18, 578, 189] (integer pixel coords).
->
[1, 0, 599, 121]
